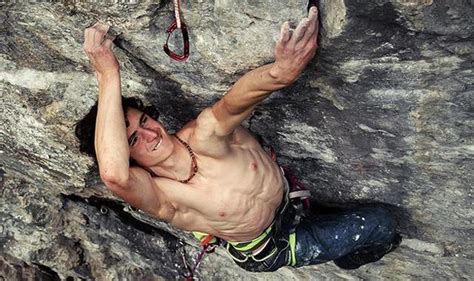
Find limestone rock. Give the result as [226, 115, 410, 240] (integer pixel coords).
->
[1, 0, 473, 280]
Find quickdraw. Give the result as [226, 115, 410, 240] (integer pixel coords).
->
[164, 0, 190, 61]
[182, 234, 217, 280]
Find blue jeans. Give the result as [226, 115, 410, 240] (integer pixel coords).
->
[232, 206, 399, 271]
[295, 206, 399, 268]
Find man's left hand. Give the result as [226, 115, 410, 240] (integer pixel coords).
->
[83, 23, 120, 80]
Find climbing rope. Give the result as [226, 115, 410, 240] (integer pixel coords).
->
[173, 0, 182, 29]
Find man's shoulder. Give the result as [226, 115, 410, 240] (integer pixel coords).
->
[179, 118, 198, 135]
[176, 107, 216, 135]
[181, 107, 222, 140]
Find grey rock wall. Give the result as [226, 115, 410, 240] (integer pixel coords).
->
[1, 0, 473, 280]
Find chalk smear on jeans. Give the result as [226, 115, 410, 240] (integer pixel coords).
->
[301, 244, 322, 266]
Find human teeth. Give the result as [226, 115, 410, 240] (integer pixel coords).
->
[153, 137, 163, 151]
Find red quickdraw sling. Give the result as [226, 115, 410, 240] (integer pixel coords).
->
[182, 234, 217, 280]
[164, 0, 190, 61]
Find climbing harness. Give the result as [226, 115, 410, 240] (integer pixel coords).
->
[280, 166, 311, 266]
[164, 0, 190, 61]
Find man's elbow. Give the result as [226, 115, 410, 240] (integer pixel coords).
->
[99, 168, 129, 190]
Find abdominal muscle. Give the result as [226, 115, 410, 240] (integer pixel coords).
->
[164, 128, 285, 242]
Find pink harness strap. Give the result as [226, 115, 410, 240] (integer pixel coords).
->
[268, 145, 311, 209]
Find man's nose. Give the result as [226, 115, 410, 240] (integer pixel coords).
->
[139, 128, 158, 142]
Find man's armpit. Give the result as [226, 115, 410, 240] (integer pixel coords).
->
[195, 107, 222, 137]
[157, 202, 177, 222]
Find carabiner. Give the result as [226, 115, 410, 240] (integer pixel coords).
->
[163, 19, 189, 61]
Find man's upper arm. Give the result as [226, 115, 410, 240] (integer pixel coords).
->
[194, 99, 254, 139]
[202, 64, 285, 137]
[102, 167, 175, 221]
[210, 98, 255, 136]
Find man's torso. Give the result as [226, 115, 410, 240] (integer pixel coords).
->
[154, 122, 284, 242]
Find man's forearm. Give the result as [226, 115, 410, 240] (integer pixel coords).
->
[223, 5, 319, 115]
[94, 72, 130, 185]
[223, 63, 290, 115]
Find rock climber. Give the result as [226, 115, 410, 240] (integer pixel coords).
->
[76, 6, 400, 272]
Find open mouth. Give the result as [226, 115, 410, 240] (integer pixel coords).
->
[152, 136, 163, 151]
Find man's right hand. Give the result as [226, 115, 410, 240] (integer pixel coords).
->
[270, 6, 319, 85]
[83, 23, 120, 79]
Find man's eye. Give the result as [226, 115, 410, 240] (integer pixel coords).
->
[129, 134, 138, 147]
[131, 136, 138, 146]
[139, 115, 148, 127]
[140, 116, 148, 127]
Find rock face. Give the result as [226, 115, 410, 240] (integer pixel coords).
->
[1, 0, 473, 279]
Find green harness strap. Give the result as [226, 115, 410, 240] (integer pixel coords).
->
[193, 225, 273, 252]
[289, 232, 297, 266]
[227, 225, 273, 252]
[192, 231, 217, 245]
[195, 230, 298, 265]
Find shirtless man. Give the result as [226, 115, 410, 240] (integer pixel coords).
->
[77, 6, 400, 272]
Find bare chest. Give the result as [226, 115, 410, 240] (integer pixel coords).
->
[157, 132, 284, 239]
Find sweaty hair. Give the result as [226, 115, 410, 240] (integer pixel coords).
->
[75, 96, 160, 166]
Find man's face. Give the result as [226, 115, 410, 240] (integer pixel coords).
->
[125, 108, 173, 167]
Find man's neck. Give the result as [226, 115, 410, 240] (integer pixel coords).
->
[148, 135, 193, 182]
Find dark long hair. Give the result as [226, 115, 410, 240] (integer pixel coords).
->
[75, 96, 160, 166]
